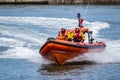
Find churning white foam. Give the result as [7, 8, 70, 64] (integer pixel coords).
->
[0, 37, 50, 64]
[1, 16, 119, 64]
[70, 40, 120, 64]
[84, 21, 110, 37]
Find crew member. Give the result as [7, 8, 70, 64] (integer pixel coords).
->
[73, 28, 82, 42]
[58, 27, 67, 40]
[67, 30, 74, 41]
[81, 31, 85, 43]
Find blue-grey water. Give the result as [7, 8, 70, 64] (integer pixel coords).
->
[0, 5, 120, 80]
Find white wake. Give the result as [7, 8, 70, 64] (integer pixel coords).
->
[1, 16, 119, 64]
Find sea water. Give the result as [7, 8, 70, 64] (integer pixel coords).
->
[0, 5, 120, 80]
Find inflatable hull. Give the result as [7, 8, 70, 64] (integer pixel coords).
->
[39, 39, 106, 65]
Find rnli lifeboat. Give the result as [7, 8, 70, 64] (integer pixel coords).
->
[39, 31, 106, 65]
[39, 13, 106, 65]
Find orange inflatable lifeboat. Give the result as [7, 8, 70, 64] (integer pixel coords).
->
[39, 13, 106, 65]
[39, 37, 106, 65]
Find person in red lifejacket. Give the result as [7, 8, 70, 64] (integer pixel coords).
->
[73, 28, 82, 42]
[77, 13, 84, 28]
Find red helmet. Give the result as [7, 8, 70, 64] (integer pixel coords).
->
[61, 28, 66, 33]
[75, 28, 80, 33]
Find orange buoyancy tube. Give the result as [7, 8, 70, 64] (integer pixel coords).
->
[80, 27, 88, 33]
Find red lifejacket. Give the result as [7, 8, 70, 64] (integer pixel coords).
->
[74, 30, 82, 40]
[79, 18, 84, 26]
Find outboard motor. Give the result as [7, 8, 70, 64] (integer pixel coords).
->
[88, 31, 94, 44]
